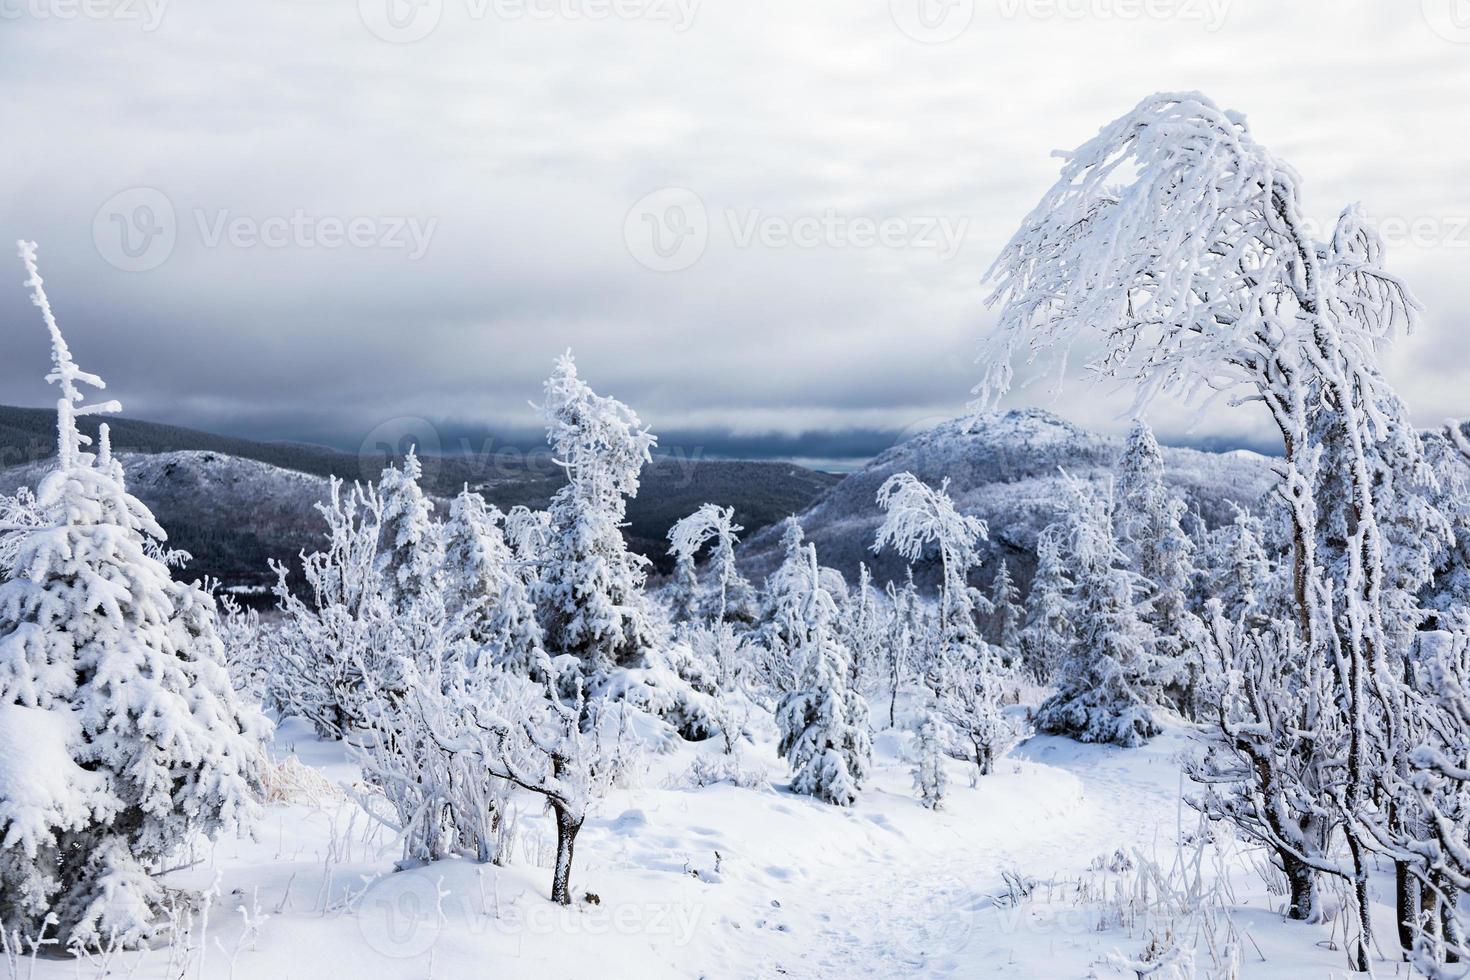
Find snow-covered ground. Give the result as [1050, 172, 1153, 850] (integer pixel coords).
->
[13, 700, 1401, 980]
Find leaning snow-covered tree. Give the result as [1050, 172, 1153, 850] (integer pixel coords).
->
[975, 92, 1447, 968]
[0, 242, 265, 949]
[536, 352, 658, 677]
[1034, 476, 1161, 747]
[667, 503, 757, 628]
[776, 545, 872, 806]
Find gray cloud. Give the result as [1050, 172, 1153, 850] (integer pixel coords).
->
[3, 0, 1468, 461]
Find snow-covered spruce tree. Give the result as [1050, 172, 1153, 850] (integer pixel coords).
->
[0, 242, 265, 948]
[841, 562, 882, 691]
[1019, 525, 1073, 683]
[1034, 476, 1161, 747]
[776, 545, 871, 806]
[376, 448, 443, 613]
[442, 487, 549, 678]
[1184, 609, 1347, 923]
[1196, 505, 1272, 627]
[912, 704, 947, 810]
[753, 517, 811, 697]
[985, 558, 1022, 660]
[535, 352, 657, 678]
[1113, 420, 1203, 715]
[975, 93, 1440, 967]
[664, 552, 699, 625]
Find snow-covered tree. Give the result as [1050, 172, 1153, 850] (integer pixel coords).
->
[841, 562, 882, 691]
[882, 570, 921, 727]
[912, 705, 947, 811]
[664, 553, 699, 625]
[667, 503, 756, 628]
[535, 352, 658, 677]
[502, 505, 550, 589]
[1196, 505, 1271, 626]
[975, 93, 1441, 966]
[985, 558, 1022, 658]
[442, 487, 548, 678]
[1114, 420, 1203, 713]
[1185, 611, 1347, 923]
[1019, 525, 1073, 682]
[0, 242, 265, 948]
[776, 545, 871, 806]
[1034, 477, 1160, 747]
[376, 449, 442, 612]
[269, 479, 388, 737]
[872, 472, 988, 648]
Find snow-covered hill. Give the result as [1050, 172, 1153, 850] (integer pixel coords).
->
[740, 409, 1278, 589]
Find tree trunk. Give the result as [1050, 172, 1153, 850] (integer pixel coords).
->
[1443, 879, 1463, 964]
[551, 804, 582, 906]
[1395, 859, 1418, 957]
[1282, 853, 1319, 923]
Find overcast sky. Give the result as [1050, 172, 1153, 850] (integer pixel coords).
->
[3, 0, 1470, 464]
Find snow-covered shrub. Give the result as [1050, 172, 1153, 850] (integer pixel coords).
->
[0, 242, 266, 948]
[911, 707, 947, 810]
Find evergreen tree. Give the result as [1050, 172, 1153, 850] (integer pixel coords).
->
[376, 448, 442, 612]
[986, 558, 1022, 658]
[1035, 476, 1161, 747]
[1019, 525, 1073, 682]
[776, 546, 871, 806]
[535, 352, 658, 676]
[0, 243, 265, 948]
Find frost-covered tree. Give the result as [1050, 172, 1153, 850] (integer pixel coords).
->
[270, 479, 388, 737]
[1185, 611, 1347, 923]
[376, 449, 442, 612]
[872, 472, 988, 648]
[776, 546, 871, 806]
[664, 553, 699, 625]
[912, 705, 947, 811]
[985, 558, 1022, 658]
[442, 487, 548, 678]
[1019, 526, 1073, 682]
[1114, 420, 1203, 714]
[976, 93, 1441, 966]
[536, 352, 657, 677]
[502, 505, 550, 589]
[1196, 505, 1271, 626]
[0, 242, 265, 948]
[841, 562, 882, 691]
[1034, 477, 1160, 747]
[667, 503, 756, 628]
[882, 571, 921, 727]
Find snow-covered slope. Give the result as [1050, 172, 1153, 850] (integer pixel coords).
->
[740, 409, 1277, 589]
